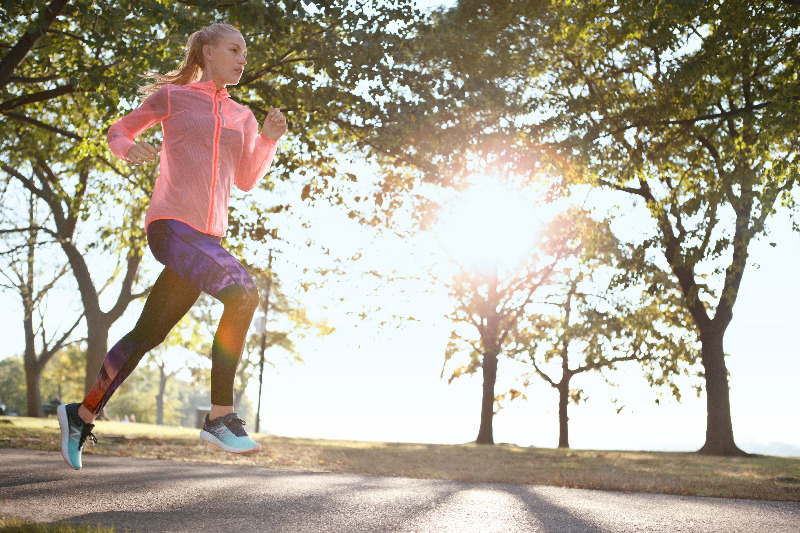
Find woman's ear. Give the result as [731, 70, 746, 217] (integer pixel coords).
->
[202, 43, 214, 64]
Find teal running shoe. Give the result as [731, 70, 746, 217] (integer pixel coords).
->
[200, 413, 261, 454]
[57, 403, 97, 470]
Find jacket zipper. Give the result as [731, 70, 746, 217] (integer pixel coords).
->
[207, 91, 223, 232]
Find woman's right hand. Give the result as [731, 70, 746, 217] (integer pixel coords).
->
[126, 141, 161, 165]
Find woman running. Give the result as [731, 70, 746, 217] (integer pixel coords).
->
[58, 23, 287, 469]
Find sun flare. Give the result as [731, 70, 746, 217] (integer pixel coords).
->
[434, 179, 549, 273]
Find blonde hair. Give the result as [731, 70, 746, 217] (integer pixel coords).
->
[138, 23, 241, 97]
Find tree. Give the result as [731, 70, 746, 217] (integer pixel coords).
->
[0, 188, 82, 415]
[512, 212, 698, 448]
[440, 200, 571, 445]
[525, 0, 800, 455]
[1, 140, 152, 396]
[40, 344, 86, 407]
[357, 0, 800, 456]
[1, 0, 188, 394]
[0, 356, 26, 415]
[185, 262, 332, 426]
[145, 315, 207, 426]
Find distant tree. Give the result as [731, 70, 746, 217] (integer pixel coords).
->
[441, 202, 574, 445]
[145, 315, 207, 426]
[105, 365, 211, 427]
[245, 266, 333, 430]
[0, 190, 83, 416]
[0, 356, 26, 415]
[105, 365, 158, 424]
[40, 344, 86, 406]
[511, 213, 698, 448]
[183, 263, 332, 423]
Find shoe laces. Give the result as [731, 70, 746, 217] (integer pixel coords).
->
[223, 415, 248, 437]
[79, 423, 97, 449]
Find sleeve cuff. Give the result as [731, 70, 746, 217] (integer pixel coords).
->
[259, 132, 279, 144]
[109, 137, 136, 162]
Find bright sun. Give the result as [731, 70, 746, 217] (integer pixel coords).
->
[434, 178, 549, 274]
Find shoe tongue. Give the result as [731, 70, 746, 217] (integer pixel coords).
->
[69, 409, 85, 428]
[222, 413, 248, 436]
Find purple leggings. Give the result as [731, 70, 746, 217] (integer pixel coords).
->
[83, 219, 259, 414]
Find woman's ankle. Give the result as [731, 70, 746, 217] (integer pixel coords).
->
[77, 404, 96, 425]
[209, 405, 234, 420]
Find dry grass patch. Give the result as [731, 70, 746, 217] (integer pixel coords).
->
[2, 416, 798, 502]
[0, 514, 125, 532]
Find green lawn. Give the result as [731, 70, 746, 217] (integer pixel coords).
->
[2, 415, 798, 505]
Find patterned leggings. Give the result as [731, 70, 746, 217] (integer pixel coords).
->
[82, 219, 259, 414]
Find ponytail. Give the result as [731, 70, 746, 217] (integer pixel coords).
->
[138, 23, 241, 98]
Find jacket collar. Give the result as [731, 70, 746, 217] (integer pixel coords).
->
[187, 79, 229, 97]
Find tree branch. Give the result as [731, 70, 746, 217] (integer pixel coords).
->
[0, 84, 81, 114]
[529, 352, 558, 389]
[3, 111, 83, 140]
[0, 0, 71, 90]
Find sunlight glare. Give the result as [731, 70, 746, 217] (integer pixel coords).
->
[434, 179, 547, 274]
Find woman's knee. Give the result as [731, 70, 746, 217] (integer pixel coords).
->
[242, 285, 260, 314]
[218, 283, 260, 314]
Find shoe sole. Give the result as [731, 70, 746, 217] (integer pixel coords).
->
[57, 404, 80, 470]
[199, 429, 261, 454]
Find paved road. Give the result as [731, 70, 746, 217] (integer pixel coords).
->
[1, 448, 798, 532]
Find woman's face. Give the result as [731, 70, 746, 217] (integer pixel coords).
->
[204, 31, 247, 87]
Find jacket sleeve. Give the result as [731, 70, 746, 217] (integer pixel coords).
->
[235, 109, 278, 192]
[107, 85, 171, 161]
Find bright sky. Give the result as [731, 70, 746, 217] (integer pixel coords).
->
[1, 0, 798, 457]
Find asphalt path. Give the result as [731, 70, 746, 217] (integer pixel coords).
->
[0, 448, 798, 532]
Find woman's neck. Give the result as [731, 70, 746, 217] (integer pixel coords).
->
[198, 71, 226, 91]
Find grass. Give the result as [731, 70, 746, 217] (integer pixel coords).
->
[0, 515, 121, 532]
[1, 416, 799, 504]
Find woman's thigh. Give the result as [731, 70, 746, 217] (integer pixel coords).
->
[146, 218, 256, 299]
[130, 266, 201, 346]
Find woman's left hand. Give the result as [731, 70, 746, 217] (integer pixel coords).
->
[262, 107, 288, 140]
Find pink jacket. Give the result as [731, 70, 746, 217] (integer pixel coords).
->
[107, 80, 278, 236]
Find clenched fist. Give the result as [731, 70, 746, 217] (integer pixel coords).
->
[262, 107, 288, 141]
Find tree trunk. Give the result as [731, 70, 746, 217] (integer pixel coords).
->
[476, 349, 498, 445]
[156, 366, 167, 425]
[21, 198, 43, 417]
[24, 357, 43, 418]
[22, 292, 44, 417]
[54, 206, 144, 398]
[697, 328, 747, 456]
[557, 382, 569, 449]
[83, 312, 110, 397]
